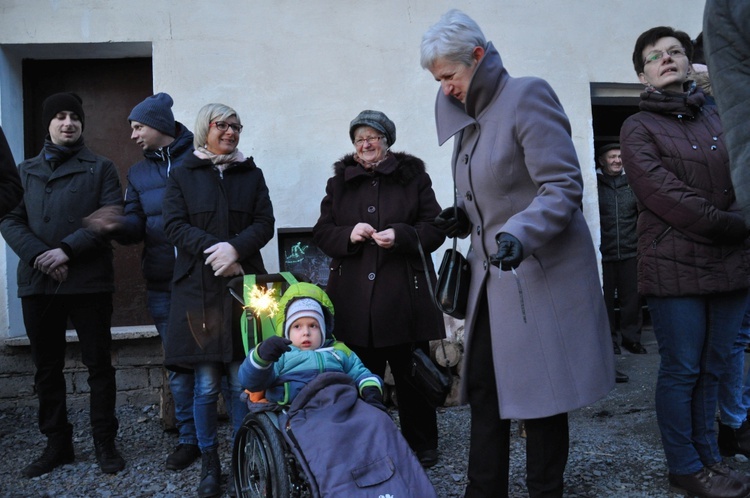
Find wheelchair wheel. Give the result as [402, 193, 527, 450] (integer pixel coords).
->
[233, 412, 291, 498]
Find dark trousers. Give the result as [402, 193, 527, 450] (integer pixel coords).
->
[602, 257, 642, 344]
[350, 342, 438, 453]
[465, 290, 569, 498]
[22, 293, 119, 441]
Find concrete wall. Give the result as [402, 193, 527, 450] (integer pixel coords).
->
[0, 0, 706, 404]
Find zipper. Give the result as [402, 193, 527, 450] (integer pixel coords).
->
[652, 226, 672, 248]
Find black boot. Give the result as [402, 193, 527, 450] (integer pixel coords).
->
[94, 436, 126, 474]
[22, 428, 75, 478]
[197, 448, 222, 498]
[718, 420, 750, 457]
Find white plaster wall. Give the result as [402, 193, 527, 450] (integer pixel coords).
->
[0, 0, 706, 334]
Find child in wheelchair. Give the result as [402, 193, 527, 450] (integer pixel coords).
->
[236, 281, 436, 497]
[238, 282, 385, 411]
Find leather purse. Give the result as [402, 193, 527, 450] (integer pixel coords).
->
[408, 345, 452, 408]
[434, 240, 470, 319]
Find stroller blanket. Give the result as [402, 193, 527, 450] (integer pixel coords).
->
[279, 372, 437, 498]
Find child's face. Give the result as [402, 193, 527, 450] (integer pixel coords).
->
[288, 317, 323, 350]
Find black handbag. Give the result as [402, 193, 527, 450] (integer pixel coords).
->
[408, 345, 452, 408]
[434, 240, 470, 319]
[416, 193, 471, 319]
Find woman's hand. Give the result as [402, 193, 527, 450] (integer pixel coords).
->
[204, 242, 240, 276]
[350, 223, 376, 244]
[372, 228, 395, 249]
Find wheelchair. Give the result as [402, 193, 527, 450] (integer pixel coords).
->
[232, 407, 312, 498]
[228, 272, 314, 497]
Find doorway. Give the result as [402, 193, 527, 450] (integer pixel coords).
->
[22, 57, 153, 327]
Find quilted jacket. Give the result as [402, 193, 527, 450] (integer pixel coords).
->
[620, 86, 750, 297]
[704, 0, 750, 226]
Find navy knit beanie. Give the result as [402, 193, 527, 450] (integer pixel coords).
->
[128, 93, 176, 137]
[42, 92, 85, 130]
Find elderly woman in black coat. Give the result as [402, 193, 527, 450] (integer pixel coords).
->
[313, 110, 446, 467]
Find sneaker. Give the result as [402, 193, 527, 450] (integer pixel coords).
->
[94, 437, 126, 474]
[21, 436, 74, 478]
[166, 443, 201, 470]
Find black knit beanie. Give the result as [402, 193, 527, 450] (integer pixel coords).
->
[42, 92, 85, 130]
[128, 93, 176, 137]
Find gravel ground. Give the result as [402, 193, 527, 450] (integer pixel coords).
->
[3, 325, 750, 497]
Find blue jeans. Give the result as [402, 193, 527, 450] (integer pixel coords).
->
[648, 289, 748, 475]
[719, 296, 750, 428]
[148, 290, 197, 446]
[193, 361, 247, 451]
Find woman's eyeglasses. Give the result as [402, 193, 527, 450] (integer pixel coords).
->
[353, 136, 384, 147]
[644, 47, 686, 65]
[210, 121, 243, 133]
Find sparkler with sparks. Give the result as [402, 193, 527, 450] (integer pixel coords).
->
[245, 284, 280, 318]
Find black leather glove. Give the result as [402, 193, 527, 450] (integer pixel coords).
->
[361, 386, 388, 412]
[489, 233, 524, 271]
[434, 207, 470, 238]
[256, 336, 292, 363]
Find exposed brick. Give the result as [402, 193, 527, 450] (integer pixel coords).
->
[115, 367, 150, 391]
[0, 374, 34, 398]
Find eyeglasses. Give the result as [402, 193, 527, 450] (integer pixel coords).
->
[353, 136, 384, 147]
[644, 47, 687, 65]
[210, 121, 243, 133]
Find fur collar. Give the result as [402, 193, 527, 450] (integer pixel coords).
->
[332, 151, 426, 185]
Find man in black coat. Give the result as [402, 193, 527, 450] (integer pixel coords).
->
[0, 92, 125, 478]
[597, 143, 644, 361]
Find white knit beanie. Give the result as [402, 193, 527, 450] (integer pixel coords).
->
[284, 298, 326, 343]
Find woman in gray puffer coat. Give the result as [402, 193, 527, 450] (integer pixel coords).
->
[621, 26, 750, 498]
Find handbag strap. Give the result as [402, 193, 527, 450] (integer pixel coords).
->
[415, 230, 452, 377]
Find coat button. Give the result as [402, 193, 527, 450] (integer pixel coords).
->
[45, 187, 52, 193]
[483, 260, 488, 270]
[711, 145, 717, 150]
[43, 216, 50, 222]
[368, 272, 375, 280]
[476, 226, 481, 235]
[692, 145, 698, 150]
[367, 206, 376, 213]
[463, 154, 469, 164]
[372, 179, 378, 186]
[466, 191, 473, 201]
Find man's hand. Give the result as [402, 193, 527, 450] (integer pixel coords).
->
[49, 264, 69, 283]
[34, 248, 70, 275]
[489, 233, 523, 271]
[82, 205, 125, 234]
